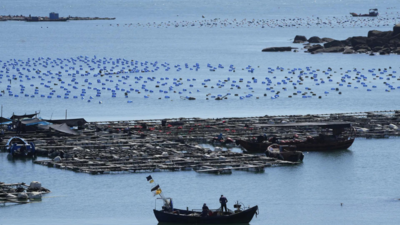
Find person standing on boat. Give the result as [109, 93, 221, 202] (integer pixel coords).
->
[220, 195, 228, 212]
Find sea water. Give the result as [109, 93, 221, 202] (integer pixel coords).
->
[1, 138, 400, 225]
[0, 0, 400, 120]
[1, 0, 400, 224]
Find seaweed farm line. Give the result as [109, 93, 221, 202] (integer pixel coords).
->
[2, 109, 400, 175]
[1, 56, 400, 104]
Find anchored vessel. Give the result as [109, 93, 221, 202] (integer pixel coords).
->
[6, 136, 36, 159]
[147, 175, 259, 224]
[350, 9, 378, 17]
[236, 122, 355, 153]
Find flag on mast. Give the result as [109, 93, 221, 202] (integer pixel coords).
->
[146, 175, 154, 183]
[151, 185, 160, 192]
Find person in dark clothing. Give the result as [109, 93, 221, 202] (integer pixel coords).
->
[201, 203, 209, 217]
[219, 195, 228, 212]
[15, 120, 22, 134]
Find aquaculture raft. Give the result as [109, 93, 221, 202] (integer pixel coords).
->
[2, 110, 400, 174]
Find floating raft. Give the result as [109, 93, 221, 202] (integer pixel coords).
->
[2, 110, 400, 174]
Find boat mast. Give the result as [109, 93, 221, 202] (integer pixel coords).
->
[146, 175, 171, 208]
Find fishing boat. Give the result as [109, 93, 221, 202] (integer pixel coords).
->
[147, 175, 259, 224]
[236, 122, 355, 153]
[6, 136, 36, 159]
[350, 8, 378, 17]
[266, 144, 304, 162]
[153, 203, 258, 224]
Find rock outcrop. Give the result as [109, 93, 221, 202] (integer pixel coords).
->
[321, 37, 335, 43]
[307, 44, 323, 53]
[393, 24, 400, 36]
[261, 47, 296, 52]
[263, 25, 400, 54]
[307, 25, 400, 54]
[293, 35, 307, 43]
[323, 46, 345, 53]
[308, 36, 323, 43]
[324, 40, 345, 48]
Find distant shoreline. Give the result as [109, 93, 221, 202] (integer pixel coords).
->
[0, 15, 115, 22]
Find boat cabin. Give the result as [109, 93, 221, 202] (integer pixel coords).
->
[369, 8, 379, 16]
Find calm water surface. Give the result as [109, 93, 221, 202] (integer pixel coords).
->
[1, 138, 400, 225]
[0, 0, 400, 120]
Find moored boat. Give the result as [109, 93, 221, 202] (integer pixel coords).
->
[236, 122, 356, 153]
[350, 8, 378, 17]
[6, 136, 36, 159]
[266, 144, 304, 162]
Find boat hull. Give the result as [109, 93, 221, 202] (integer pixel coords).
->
[350, 12, 378, 17]
[290, 138, 355, 151]
[351, 15, 378, 17]
[237, 139, 354, 153]
[153, 206, 258, 224]
[235, 140, 271, 153]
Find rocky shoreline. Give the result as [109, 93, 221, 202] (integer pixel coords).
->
[262, 24, 400, 55]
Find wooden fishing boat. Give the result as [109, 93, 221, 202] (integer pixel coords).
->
[153, 204, 258, 224]
[279, 137, 355, 151]
[236, 122, 355, 153]
[350, 8, 378, 17]
[147, 175, 258, 224]
[266, 144, 304, 162]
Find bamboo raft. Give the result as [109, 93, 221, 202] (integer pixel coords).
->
[2, 110, 400, 175]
